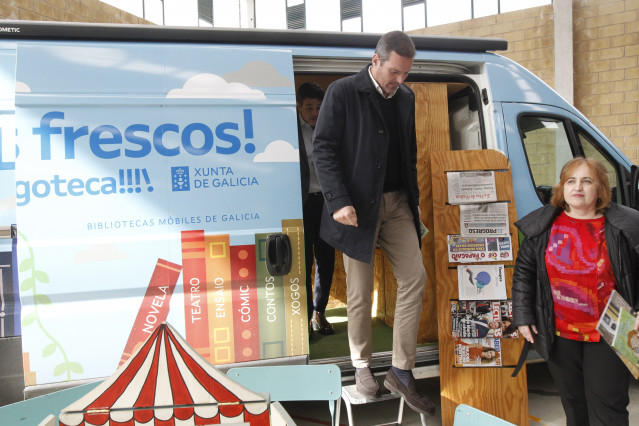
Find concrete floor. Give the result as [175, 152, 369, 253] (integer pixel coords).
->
[279, 362, 639, 425]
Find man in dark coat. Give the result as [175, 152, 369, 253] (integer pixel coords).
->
[312, 31, 432, 416]
[297, 82, 336, 338]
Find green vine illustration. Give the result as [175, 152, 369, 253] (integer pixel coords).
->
[19, 231, 84, 380]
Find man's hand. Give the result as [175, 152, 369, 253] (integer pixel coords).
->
[518, 325, 538, 344]
[333, 205, 358, 227]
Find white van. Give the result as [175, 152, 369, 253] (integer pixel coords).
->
[0, 20, 637, 403]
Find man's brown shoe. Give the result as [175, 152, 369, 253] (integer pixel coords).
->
[355, 367, 380, 398]
[384, 368, 435, 416]
[311, 310, 335, 335]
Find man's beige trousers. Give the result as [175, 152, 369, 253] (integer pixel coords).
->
[343, 191, 427, 370]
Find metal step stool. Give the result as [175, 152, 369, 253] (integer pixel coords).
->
[341, 375, 427, 426]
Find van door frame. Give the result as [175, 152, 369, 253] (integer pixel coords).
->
[292, 57, 489, 373]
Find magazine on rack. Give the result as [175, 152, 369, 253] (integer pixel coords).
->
[451, 300, 519, 339]
[596, 290, 639, 379]
[457, 264, 507, 300]
[454, 337, 502, 367]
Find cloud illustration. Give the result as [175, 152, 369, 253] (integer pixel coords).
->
[167, 73, 265, 99]
[74, 243, 129, 263]
[0, 195, 16, 210]
[15, 81, 31, 93]
[253, 140, 299, 162]
[224, 61, 294, 87]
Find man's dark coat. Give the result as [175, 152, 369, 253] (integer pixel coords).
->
[312, 65, 421, 263]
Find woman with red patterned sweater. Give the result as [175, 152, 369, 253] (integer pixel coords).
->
[513, 157, 639, 426]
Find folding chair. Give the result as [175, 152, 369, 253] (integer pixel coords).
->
[227, 364, 342, 426]
[0, 381, 101, 425]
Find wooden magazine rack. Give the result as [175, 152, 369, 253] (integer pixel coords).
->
[431, 149, 528, 425]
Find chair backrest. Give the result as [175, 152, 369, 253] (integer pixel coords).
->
[227, 364, 341, 402]
[453, 404, 516, 426]
[0, 381, 102, 425]
[227, 364, 342, 426]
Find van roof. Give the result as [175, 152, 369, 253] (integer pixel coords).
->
[0, 20, 507, 52]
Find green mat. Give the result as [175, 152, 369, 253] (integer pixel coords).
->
[309, 307, 394, 360]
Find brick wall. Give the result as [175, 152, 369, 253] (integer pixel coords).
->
[412, 1, 639, 164]
[412, 5, 556, 93]
[0, 0, 151, 24]
[574, 0, 639, 161]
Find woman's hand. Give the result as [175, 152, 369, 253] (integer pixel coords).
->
[518, 325, 538, 343]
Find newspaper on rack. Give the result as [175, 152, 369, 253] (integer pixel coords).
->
[447, 234, 513, 263]
[447, 171, 497, 205]
[596, 290, 639, 379]
[460, 202, 509, 237]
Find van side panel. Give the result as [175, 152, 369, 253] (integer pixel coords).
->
[13, 41, 306, 386]
[484, 59, 572, 107]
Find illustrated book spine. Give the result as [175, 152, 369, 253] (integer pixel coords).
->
[230, 244, 260, 362]
[119, 258, 181, 367]
[204, 234, 235, 364]
[181, 230, 210, 359]
[255, 233, 286, 359]
[282, 219, 308, 356]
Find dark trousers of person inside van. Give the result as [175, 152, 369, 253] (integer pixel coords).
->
[303, 192, 335, 324]
[546, 336, 630, 426]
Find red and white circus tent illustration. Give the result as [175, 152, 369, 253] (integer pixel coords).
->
[59, 322, 270, 426]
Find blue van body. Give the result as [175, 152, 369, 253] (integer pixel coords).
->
[0, 21, 636, 402]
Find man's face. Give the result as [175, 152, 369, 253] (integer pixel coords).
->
[371, 51, 413, 97]
[297, 98, 322, 128]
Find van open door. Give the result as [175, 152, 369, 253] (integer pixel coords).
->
[630, 165, 639, 210]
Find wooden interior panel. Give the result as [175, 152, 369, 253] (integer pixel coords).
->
[373, 83, 450, 341]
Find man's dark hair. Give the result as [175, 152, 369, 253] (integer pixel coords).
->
[375, 30, 416, 62]
[296, 82, 324, 104]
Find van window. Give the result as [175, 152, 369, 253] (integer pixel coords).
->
[520, 116, 621, 204]
[519, 116, 572, 204]
[578, 131, 621, 203]
[449, 85, 482, 150]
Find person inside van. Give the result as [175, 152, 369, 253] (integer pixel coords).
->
[312, 31, 434, 416]
[296, 82, 336, 338]
[513, 157, 639, 426]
